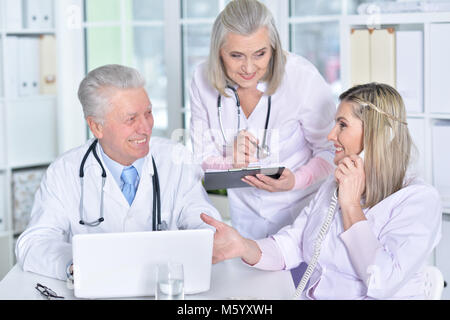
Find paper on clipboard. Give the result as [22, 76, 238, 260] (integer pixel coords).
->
[204, 166, 285, 190]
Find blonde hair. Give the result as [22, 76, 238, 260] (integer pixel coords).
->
[207, 0, 286, 96]
[339, 83, 412, 208]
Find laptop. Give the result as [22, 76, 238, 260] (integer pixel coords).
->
[72, 229, 214, 299]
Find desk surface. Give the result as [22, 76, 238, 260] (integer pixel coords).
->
[0, 259, 295, 300]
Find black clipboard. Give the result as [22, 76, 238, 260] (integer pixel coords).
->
[204, 166, 285, 190]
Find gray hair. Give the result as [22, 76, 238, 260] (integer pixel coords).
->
[207, 0, 286, 97]
[78, 64, 146, 124]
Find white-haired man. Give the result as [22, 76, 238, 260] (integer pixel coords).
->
[16, 64, 221, 281]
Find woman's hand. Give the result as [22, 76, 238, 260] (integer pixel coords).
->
[200, 213, 261, 265]
[233, 130, 259, 168]
[334, 154, 366, 230]
[242, 168, 295, 192]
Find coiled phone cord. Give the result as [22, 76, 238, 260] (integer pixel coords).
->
[293, 188, 339, 299]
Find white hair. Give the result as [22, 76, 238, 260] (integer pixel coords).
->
[78, 64, 146, 124]
[208, 0, 286, 97]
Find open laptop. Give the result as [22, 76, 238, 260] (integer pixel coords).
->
[72, 229, 214, 299]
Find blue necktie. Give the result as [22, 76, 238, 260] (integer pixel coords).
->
[121, 166, 138, 205]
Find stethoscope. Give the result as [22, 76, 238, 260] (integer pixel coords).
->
[217, 85, 271, 159]
[78, 139, 166, 231]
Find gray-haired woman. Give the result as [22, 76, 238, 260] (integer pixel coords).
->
[190, 0, 336, 239]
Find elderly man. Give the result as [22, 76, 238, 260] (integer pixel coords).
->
[16, 64, 221, 281]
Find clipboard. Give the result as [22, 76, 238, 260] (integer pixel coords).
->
[204, 166, 285, 190]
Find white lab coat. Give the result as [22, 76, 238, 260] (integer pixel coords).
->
[190, 52, 336, 239]
[269, 175, 442, 299]
[15, 137, 221, 280]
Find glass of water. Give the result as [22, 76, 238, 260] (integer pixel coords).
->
[155, 262, 184, 300]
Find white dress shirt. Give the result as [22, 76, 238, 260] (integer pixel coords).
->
[15, 137, 221, 280]
[190, 52, 336, 239]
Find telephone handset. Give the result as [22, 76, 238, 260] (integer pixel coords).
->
[359, 150, 365, 162]
[293, 187, 338, 298]
[293, 149, 364, 299]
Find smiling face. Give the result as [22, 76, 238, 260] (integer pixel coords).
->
[327, 101, 364, 165]
[88, 87, 153, 166]
[219, 27, 272, 89]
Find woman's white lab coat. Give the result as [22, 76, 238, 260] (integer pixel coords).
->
[190, 52, 336, 239]
[15, 137, 221, 280]
[266, 175, 442, 299]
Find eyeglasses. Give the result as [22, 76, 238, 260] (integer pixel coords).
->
[35, 283, 64, 300]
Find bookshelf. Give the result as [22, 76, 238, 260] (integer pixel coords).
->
[0, 0, 58, 279]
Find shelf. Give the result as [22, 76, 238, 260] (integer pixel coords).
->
[429, 114, 450, 120]
[10, 162, 51, 171]
[407, 113, 426, 118]
[406, 113, 450, 120]
[288, 12, 450, 26]
[4, 95, 57, 102]
[4, 29, 55, 36]
[288, 15, 342, 24]
[343, 12, 450, 26]
[0, 231, 11, 238]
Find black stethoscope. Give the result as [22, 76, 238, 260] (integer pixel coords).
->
[78, 139, 166, 231]
[217, 85, 271, 159]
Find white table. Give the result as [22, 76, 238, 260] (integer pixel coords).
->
[0, 258, 295, 300]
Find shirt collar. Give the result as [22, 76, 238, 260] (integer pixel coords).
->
[98, 142, 145, 187]
[226, 81, 268, 94]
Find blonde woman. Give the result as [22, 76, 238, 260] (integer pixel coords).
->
[190, 0, 336, 239]
[201, 83, 442, 299]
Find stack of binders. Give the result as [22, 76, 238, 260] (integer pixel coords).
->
[5, 0, 54, 31]
[4, 1, 56, 97]
[350, 27, 424, 114]
[4, 35, 56, 97]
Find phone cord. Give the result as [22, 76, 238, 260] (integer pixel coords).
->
[293, 188, 339, 299]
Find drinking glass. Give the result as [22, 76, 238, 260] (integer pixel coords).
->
[155, 262, 184, 300]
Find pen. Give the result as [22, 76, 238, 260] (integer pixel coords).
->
[249, 139, 270, 159]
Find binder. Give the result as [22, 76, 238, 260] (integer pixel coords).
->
[0, 103, 4, 167]
[23, 0, 54, 29]
[39, 35, 57, 94]
[5, 0, 23, 30]
[350, 29, 371, 86]
[370, 28, 396, 88]
[38, 0, 54, 29]
[432, 121, 450, 206]
[22, 0, 41, 29]
[4, 36, 19, 97]
[0, 173, 4, 232]
[396, 31, 423, 114]
[18, 37, 40, 96]
[429, 23, 450, 114]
